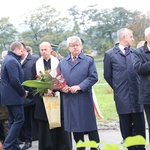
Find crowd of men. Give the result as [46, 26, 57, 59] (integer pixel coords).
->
[0, 26, 150, 150]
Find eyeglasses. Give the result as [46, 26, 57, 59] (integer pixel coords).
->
[69, 44, 80, 48]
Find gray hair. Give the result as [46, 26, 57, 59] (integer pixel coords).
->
[117, 28, 133, 40]
[66, 36, 82, 47]
[145, 27, 150, 37]
[1, 50, 8, 59]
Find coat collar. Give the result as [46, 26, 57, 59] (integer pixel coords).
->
[8, 50, 21, 61]
[65, 51, 85, 61]
[143, 41, 150, 53]
[113, 43, 133, 54]
[21, 53, 32, 66]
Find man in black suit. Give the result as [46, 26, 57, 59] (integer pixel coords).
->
[20, 43, 39, 150]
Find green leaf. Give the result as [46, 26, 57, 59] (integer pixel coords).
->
[22, 80, 52, 89]
[103, 144, 120, 150]
[124, 135, 146, 147]
[76, 140, 98, 149]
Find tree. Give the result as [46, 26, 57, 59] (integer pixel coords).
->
[79, 7, 134, 53]
[127, 11, 150, 46]
[0, 17, 18, 51]
[20, 5, 71, 53]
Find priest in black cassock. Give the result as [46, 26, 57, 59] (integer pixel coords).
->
[32, 41, 72, 150]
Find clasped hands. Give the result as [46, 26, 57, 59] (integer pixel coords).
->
[45, 85, 81, 97]
[62, 85, 81, 93]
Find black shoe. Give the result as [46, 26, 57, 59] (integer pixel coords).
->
[21, 142, 32, 150]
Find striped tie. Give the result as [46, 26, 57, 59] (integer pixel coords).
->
[73, 56, 76, 62]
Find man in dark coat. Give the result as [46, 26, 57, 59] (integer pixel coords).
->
[103, 28, 145, 150]
[0, 51, 9, 143]
[19, 43, 39, 150]
[1, 42, 28, 150]
[32, 41, 72, 150]
[57, 36, 100, 150]
[133, 27, 150, 142]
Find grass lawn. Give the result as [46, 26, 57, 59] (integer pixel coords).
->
[93, 56, 119, 123]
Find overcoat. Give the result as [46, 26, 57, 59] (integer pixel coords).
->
[103, 44, 143, 114]
[133, 41, 150, 104]
[1, 51, 26, 105]
[57, 52, 98, 132]
[21, 53, 39, 106]
[0, 79, 8, 120]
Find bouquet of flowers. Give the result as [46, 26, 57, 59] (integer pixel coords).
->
[22, 69, 66, 96]
[22, 69, 66, 129]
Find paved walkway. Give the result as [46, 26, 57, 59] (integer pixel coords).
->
[20, 129, 123, 150]
[21, 125, 149, 150]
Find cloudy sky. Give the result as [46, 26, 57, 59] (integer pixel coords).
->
[0, 0, 149, 24]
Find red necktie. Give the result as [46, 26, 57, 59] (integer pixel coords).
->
[73, 56, 76, 62]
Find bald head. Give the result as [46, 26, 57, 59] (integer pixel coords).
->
[39, 42, 52, 60]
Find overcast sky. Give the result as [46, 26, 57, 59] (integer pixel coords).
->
[0, 0, 149, 25]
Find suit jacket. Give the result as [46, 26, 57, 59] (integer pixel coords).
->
[22, 53, 39, 106]
[1, 51, 26, 105]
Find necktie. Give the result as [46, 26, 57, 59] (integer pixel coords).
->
[124, 47, 128, 56]
[73, 56, 76, 63]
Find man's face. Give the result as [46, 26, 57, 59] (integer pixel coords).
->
[21, 47, 27, 59]
[40, 45, 52, 60]
[68, 42, 83, 57]
[124, 31, 134, 47]
[51, 51, 58, 57]
[14, 45, 24, 56]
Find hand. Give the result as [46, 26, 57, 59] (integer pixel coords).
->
[23, 90, 28, 98]
[62, 85, 70, 93]
[70, 85, 80, 94]
[46, 89, 53, 97]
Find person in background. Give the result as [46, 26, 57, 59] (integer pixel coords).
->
[32, 41, 72, 150]
[1, 42, 28, 150]
[51, 44, 63, 60]
[0, 51, 9, 144]
[136, 40, 145, 48]
[26, 46, 33, 55]
[57, 36, 100, 150]
[133, 27, 150, 142]
[1, 51, 8, 60]
[103, 28, 145, 150]
[19, 43, 39, 150]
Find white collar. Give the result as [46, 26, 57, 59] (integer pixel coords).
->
[118, 44, 126, 54]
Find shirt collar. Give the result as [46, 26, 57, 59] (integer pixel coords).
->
[118, 44, 126, 54]
[20, 53, 28, 64]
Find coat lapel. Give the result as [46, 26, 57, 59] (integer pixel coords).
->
[67, 52, 84, 69]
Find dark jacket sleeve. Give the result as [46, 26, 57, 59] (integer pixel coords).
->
[6, 59, 26, 97]
[103, 51, 113, 89]
[133, 48, 150, 75]
[79, 58, 98, 92]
